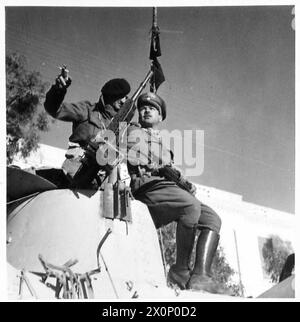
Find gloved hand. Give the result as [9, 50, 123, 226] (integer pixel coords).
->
[55, 65, 72, 89]
[189, 183, 197, 196]
[159, 164, 197, 195]
[159, 164, 181, 178]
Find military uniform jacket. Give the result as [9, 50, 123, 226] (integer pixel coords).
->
[44, 84, 118, 178]
[44, 84, 118, 147]
[127, 123, 173, 193]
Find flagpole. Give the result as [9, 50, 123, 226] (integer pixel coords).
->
[150, 7, 158, 92]
[153, 7, 158, 29]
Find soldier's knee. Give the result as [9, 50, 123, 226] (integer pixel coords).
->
[179, 201, 201, 229]
[212, 213, 222, 233]
[198, 205, 222, 233]
[210, 208, 222, 230]
[191, 199, 202, 213]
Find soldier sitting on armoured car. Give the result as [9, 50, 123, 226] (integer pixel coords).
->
[126, 92, 225, 293]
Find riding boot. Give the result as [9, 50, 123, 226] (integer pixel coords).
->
[187, 229, 224, 294]
[168, 222, 195, 290]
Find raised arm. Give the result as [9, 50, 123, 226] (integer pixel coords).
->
[44, 66, 90, 122]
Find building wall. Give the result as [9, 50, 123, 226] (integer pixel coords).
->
[12, 144, 66, 169]
[195, 185, 295, 297]
[11, 144, 295, 297]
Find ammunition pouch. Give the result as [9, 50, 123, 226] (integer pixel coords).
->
[102, 180, 132, 223]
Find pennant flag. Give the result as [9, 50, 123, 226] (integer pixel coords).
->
[150, 57, 165, 91]
[149, 8, 165, 92]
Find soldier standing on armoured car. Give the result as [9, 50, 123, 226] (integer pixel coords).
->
[126, 92, 224, 293]
[44, 67, 131, 186]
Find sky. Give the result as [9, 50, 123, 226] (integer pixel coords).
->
[4, 4, 295, 213]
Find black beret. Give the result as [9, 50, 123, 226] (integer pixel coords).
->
[137, 92, 166, 120]
[101, 78, 131, 101]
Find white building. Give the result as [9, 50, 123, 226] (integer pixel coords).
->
[10, 143, 295, 297]
[195, 185, 295, 297]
